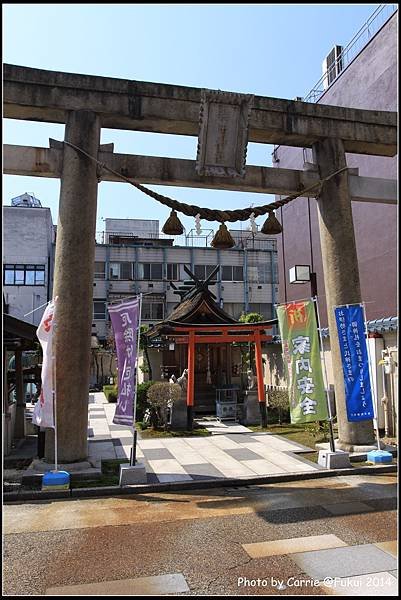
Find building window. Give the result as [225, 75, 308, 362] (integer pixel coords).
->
[93, 300, 106, 320]
[109, 262, 133, 280]
[94, 261, 105, 280]
[167, 263, 179, 281]
[222, 265, 244, 281]
[3, 264, 45, 286]
[248, 264, 272, 284]
[194, 264, 216, 281]
[139, 263, 163, 280]
[142, 302, 164, 320]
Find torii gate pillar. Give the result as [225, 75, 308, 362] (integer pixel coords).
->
[313, 137, 375, 451]
[45, 110, 100, 463]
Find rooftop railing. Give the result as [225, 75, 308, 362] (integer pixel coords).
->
[96, 230, 277, 251]
[304, 4, 397, 103]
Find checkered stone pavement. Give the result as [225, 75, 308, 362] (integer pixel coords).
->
[87, 392, 322, 483]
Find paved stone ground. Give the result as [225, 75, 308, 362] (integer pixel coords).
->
[3, 473, 397, 595]
[88, 393, 321, 482]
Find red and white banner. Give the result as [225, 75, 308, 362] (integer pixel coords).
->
[32, 299, 56, 428]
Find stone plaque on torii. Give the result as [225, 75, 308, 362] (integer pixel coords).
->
[195, 89, 253, 178]
[3, 64, 397, 461]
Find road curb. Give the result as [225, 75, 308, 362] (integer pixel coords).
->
[3, 463, 396, 503]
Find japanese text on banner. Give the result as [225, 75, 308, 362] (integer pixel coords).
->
[334, 305, 374, 422]
[108, 298, 140, 427]
[32, 300, 56, 429]
[276, 300, 328, 424]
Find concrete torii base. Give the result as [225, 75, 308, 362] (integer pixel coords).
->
[119, 462, 147, 486]
[23, 458, 102, 485]
[315, 439, 385, 454]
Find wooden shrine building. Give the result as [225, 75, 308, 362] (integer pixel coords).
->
[147, 266, 277, 428]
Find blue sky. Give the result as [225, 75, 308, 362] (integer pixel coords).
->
[3, 3, 380, 234]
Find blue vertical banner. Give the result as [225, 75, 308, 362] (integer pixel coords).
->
[334, 304, 374, 422]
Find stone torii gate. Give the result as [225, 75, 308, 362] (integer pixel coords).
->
[3, 64, 397, 462]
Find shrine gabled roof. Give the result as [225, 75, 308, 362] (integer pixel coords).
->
[148, 289, 237, 338]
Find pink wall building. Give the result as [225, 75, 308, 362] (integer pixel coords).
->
[274, 10, 397, 326]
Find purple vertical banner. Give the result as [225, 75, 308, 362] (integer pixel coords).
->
[108, 298, 140, 426]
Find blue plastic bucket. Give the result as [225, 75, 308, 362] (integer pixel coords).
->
[366, 450, 393, 464]
[42, 470, 70, 490]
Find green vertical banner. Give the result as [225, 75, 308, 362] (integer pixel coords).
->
[276, 299, 328, 424]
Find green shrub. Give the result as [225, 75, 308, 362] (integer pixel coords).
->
[147, 382, 182, 429]
[103, 384, 118, 403]
[136, 380, 156, 421]
[304, 420, 331, 441]
[267, 389, 290, 423]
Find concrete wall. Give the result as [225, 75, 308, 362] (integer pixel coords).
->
[89, 351, 116, 386]
[274, 13, 398, 326]
[3, 206, 54, 326]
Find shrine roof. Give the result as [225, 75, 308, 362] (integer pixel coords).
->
[148, 288, 237, 338]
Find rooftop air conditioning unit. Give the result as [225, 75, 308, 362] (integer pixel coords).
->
[322, 45, 343, 90]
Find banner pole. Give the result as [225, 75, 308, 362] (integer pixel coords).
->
[361, 302, 381, 451]
[131, 293, 143, 466]
[313, 296, 336, 453]
[52, 298, 58, 472]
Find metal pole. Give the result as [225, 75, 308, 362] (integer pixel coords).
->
[361, 302, 381, 451]
[52, 297, 59, 471]
[313, 296, 336, 453]
[131, 293, 143, 466]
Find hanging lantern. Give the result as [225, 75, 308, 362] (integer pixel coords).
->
[162, 209, 184, 235]
[210, 223, 235, 249]
[261, 210, 283, 235]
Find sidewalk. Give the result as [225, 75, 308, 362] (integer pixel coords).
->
[88, 393, 322, 483]
[3, 472, 397, 595]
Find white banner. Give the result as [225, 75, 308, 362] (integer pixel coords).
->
[32, 300, 56, 428]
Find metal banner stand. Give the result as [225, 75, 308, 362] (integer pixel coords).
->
[130, 293, 143, 467]
[361, 302, 381, 451]
[40, 296, 70, 491]
[313, 296, 336, 453]
[25, 296, 60, 468]
[52, 297, 59, 472]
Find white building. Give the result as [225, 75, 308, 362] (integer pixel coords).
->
[3, 203, 279, 339]
[3, 194, 55, 327]
[93, 218, 279, 340]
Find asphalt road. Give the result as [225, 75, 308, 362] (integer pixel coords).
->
[3, 473, 397, 596]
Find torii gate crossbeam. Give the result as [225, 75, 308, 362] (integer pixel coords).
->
[3, 64, 397, 460]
